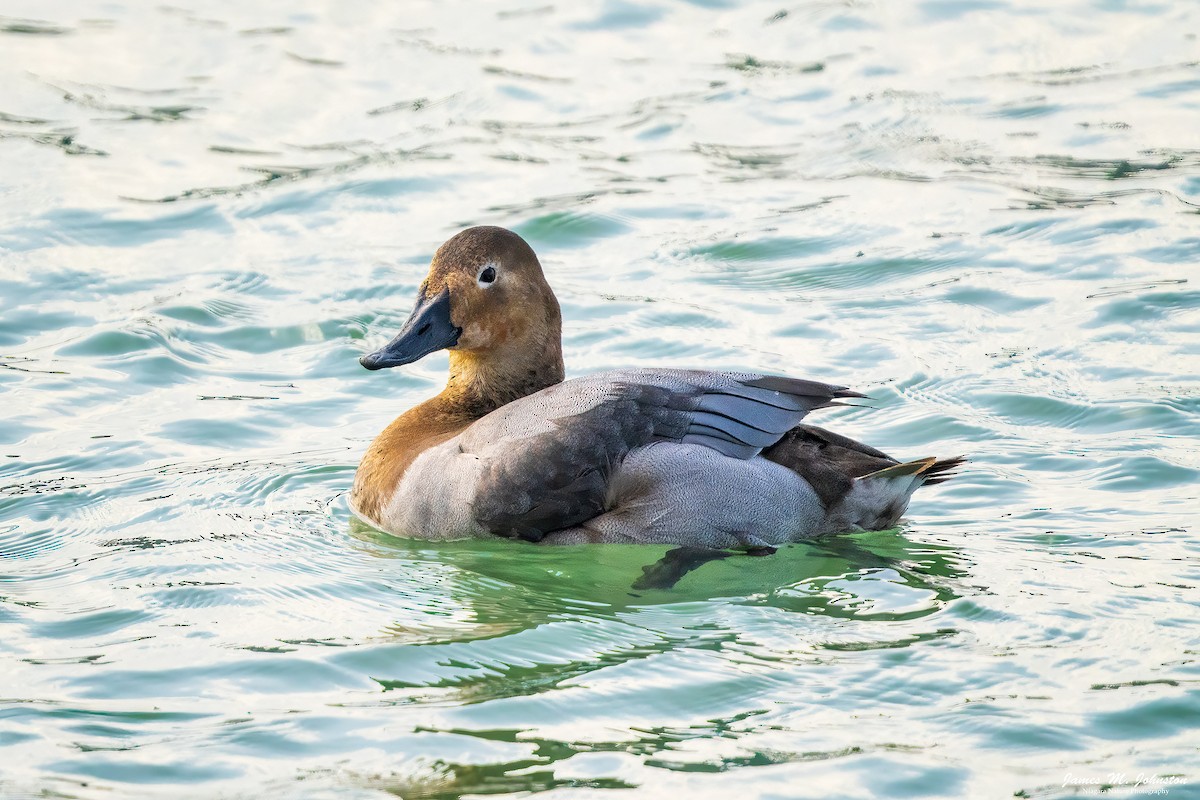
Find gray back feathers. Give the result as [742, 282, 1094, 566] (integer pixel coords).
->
[458, 369, 857, 540]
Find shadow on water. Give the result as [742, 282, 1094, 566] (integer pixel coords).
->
[331, 521, 973, 796]
[348, 517, 970, 618]
[342, 519, 970, 686]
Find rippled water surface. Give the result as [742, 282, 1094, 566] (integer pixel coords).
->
[2, 1, 1198, 797]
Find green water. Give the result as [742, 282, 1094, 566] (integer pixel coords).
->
[2, 1, 1198, 798]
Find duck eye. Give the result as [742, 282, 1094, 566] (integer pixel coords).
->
[478, 265, 497, 285]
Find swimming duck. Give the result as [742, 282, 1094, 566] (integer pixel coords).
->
[351, 226, 963, 550]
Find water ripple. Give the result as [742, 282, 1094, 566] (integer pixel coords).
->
[2, 0, 1198, 797]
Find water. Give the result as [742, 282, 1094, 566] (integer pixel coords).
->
[1, 0, 1197, 797]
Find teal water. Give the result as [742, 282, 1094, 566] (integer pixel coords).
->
[1, 1, 1198, 798]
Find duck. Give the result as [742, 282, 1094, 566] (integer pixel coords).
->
[350, 225, 963, 551]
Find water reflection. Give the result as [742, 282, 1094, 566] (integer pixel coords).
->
[344, 520, 971, 725]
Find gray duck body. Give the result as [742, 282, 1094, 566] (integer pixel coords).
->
[373, 368, 954, 546]
[352, 226, 963, 547]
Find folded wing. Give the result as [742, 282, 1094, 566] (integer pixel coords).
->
[459, 369, 861, 540]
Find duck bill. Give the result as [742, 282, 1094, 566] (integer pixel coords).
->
[360, 289, 461, 370]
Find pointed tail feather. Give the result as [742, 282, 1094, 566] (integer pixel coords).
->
[861, 457, 935, 481]
[860, 455, 967, 487]
[920, 455, 968, 486]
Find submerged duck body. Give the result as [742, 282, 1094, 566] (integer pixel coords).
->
[351, 226, 962, 547]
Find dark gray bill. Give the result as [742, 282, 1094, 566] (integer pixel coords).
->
[360, 289, 461, 370]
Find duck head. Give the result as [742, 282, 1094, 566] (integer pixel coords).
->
[361, 226, 565, 405]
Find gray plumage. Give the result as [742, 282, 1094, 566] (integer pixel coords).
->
[460, 369, 857, 542]
[378, 367, 962, 548]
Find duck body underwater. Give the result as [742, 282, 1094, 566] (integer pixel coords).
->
[351, 226, 963, 551]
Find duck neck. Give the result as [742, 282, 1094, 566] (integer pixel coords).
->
[443, 339, 564, 418]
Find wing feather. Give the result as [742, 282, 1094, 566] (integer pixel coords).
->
[465, 369, 859, 540]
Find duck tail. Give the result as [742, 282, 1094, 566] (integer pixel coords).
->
[917, 455, 968, 486]
[858, 454, 968, 489]
[842, 455, 968, 531]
